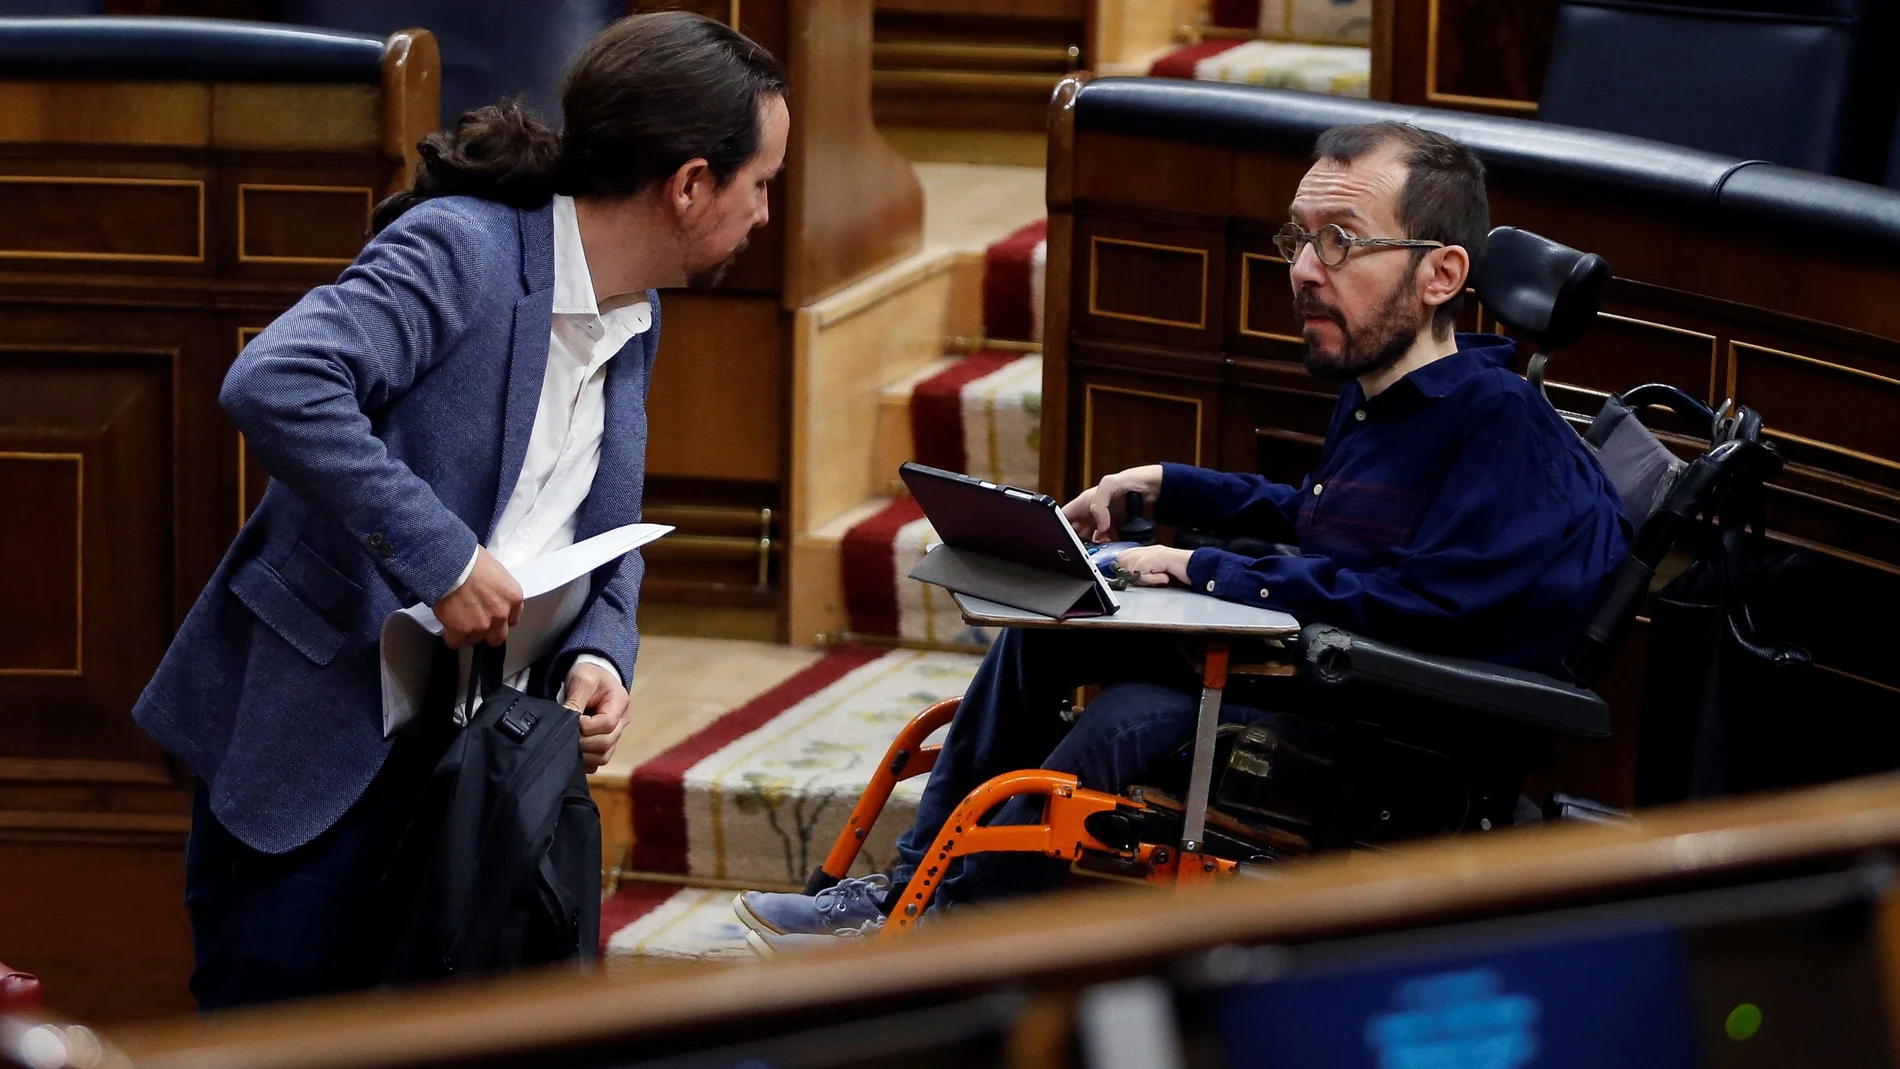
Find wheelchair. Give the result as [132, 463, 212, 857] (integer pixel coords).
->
[806, 226, 1784, 938]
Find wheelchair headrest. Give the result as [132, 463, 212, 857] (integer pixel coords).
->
[1470, 226, 1611, 351]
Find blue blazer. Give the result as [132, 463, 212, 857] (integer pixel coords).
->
[134, 196, 658, 854]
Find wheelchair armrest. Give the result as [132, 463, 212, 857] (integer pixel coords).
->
[1300, 625, 1610, 739]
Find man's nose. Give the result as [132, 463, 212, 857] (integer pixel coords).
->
[1287, 242, 1327, 288]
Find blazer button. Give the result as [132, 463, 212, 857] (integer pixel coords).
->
[1258, 587, 1270, 599]
[1205, 580, 1216, 593]
[368, 532, 386, 547]
[380, 543, 397, 558]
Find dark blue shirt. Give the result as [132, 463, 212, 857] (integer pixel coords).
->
[1157, 334, 1630, 672]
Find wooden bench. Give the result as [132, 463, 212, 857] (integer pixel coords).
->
[0, 17, 439, 1023]
[91, 772, 1900, 1066]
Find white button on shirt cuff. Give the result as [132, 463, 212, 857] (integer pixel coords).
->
[1205, 580, 1217, 592]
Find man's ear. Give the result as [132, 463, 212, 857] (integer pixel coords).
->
[664, 157, 714, 219]
[1418, 244, 1470, 315]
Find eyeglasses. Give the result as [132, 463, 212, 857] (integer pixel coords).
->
[1273, 222, 1444, 268]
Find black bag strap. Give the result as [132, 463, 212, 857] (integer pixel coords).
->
[461, 642, 508, 724]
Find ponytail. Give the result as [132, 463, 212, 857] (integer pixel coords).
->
[372, 11, 786, 236]
[371, 100, 559, 233]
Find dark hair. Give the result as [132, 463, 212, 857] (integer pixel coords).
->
[1312, 122, 1489, 335]
[372, 11, 787, 233]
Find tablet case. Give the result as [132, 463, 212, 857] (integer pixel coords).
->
[908, 544, 1115, 618]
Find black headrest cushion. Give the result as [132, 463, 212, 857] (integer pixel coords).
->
[1469, 226, 1611, 350]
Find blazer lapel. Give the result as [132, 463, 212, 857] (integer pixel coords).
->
[485, 204, 557, 541]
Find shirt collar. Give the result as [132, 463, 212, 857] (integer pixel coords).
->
[551, 194, 653, 332]
[1393, 333, 1517, 400]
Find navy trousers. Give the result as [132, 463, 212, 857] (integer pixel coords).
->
[186, 679, 452, 1011]
[890, 627, 1276, 906]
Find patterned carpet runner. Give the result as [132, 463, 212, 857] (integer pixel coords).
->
[1150, 0, 1371, 97]
[605, 646, 982, 962]
[836, 220, 1047, 644]
[601, 882, 755, 964]
[627, 646, 980, 888]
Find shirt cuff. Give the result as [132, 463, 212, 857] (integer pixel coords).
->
[441, 546, 481, 600]
[1187, 547, 1274, 607]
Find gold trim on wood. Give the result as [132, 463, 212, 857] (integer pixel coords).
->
[1595, 313, 1720, 404]
[1730, 340, 1900, 473]
[1081, 384, 1204, 486]
[236, 183, 374, 266]
[1237, 252, 1304, 344]
[1814, 662, 1900, 698]
[1087, 236, 1210, 331]
[0, 175, 205, 263]
[0, 451, 82, 677]
[1766, 530, 1900, 580]
[1424, 0, 1541, 114]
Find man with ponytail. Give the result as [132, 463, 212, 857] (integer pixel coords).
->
[133, 11, 788, 1009]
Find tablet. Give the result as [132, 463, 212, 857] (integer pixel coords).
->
[900, 462, 1120, 616]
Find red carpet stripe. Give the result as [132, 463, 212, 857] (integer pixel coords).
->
[597, 880, 680, 954]
[628, 646, 887, 876]
[910, 350, 1022, 476]
[841, 496, 926, 636]
[981, 219, 1048, 343]
[1150, 38, 1246, 79]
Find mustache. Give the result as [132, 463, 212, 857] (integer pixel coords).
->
[1294, 286, 1343, 324]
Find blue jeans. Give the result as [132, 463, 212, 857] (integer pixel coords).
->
[891, 627, 1271, 907]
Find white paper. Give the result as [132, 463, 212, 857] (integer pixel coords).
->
[379, 522, 673, 736]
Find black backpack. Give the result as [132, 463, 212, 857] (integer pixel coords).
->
[379, 644, 602, 983]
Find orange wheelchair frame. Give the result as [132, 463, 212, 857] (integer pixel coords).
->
[806, 642, 1249, 939]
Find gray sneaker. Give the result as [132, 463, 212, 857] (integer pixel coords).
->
[745, 918, 882, 959]
[732, 874, 892, 937]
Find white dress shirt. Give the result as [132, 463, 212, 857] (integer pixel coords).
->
[451, 194, 651, 695]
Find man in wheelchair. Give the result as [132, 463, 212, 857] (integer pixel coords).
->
[736, 122, 1631, 947]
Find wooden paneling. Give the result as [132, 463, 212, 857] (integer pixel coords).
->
[871, 1, 1089, 132]
[0, 81, 386, 155]
[0, 347, 174, 765]
[782, 0, 926, 306]
[0, 838, 194, 1026]
[1388, 0, 1556, 114]
[0, 453, 81, 675]
[632, 0, 927, 623]
[645, 295, 787, 483]
[1073, 211, 1225, 351]
[237, 184, 374, 265]
[0, 175, 204, 264]
[0, 33, 439, 1023]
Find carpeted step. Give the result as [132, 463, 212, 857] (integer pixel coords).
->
[982, 220, 1047, 344]
[838, 349, 1041, 643]
[627, 646, 980, 889]
[841, 496, 994, 646]
[1151, 0, 1370, 95]
[602, 880, 756, 965]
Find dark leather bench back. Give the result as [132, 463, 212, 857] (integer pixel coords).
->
[0, 16, 386, 82]
[1539, 0, 1897, 182]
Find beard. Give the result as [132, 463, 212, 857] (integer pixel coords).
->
[686, 236, 749, 291]
[1296, 274, 1425, 382]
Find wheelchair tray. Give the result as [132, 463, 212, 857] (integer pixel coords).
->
[953, 587, 1298, 636]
